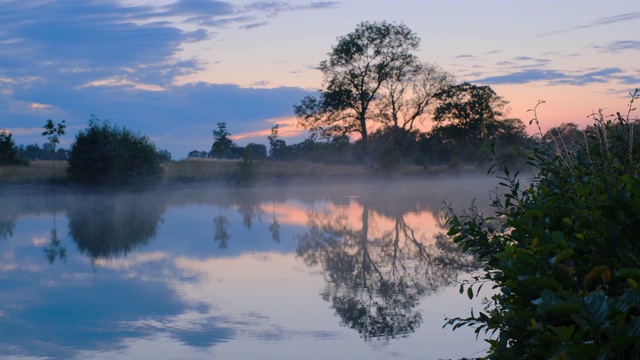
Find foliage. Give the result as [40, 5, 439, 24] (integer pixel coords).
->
[230, 147, 263, 185]
[41, 119, 66, 158]
[433, 82, 507, 147]
[0, 131, 29, 166]
[18, 143, 68, 161]
[445, 90, 640, 359]
[295, 21, 421, 165]
[156, 149, 172, 163]
[67, 117, 163, 187]
[210, 122, 237, 158]
[373, 62, 453, 152]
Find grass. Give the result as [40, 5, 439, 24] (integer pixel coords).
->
[0, 158, 476, 186]
[0, 160, 68, 185]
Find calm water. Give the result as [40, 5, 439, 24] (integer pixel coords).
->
[0, 176, 498, 360]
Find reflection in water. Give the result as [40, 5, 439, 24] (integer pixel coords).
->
[297, 199, 478, 340]
[43, 213, 66, 263]
[236, 193, 263, 230]
[213, 207, 231, 249]
[268, 202, 280, 243]
[67, 193, 165, 260]
[0, 211, 15, 241]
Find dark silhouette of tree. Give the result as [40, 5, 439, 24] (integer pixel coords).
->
[67, 117, 163, 187]
[267, 124, 288, 160]
[0, 131, 28, 166]
[374, 62, 453, 152]
[210, 122, 236, 158]
[543, 122, 584, 153]
[295, 21, 421, 166]
[296, 199, 478, 340]
[67, 193, 165, 260]
[41, 119, 66, 166]
[433, 82, 507, 147]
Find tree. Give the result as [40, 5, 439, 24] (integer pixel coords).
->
[210, 122, 236, 158]
[295, 21, 421, 166]
[0, 131, 28, 166]
[267, 124, 288, 160]
[433, 82, 507, 147]
[41, 119, 66, 164]
[67, 117, 163, 187]
[374, 62, 453, 151]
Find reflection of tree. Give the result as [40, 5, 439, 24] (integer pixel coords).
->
[297, 201, 477, 340]
[235, 195, 263, 230]
[67, 193, 165, 260]
[0, 212, 16, 240]
[268, 202, 280, 243]
[213, 207, 230, 249]
[43, 213, 66, 264]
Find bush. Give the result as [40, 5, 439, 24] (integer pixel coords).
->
[67, 118, 162, 187]
[0, 132, 29, 166]
[445, 92, 640, 359]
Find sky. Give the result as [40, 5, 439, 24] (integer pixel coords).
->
[0, 0, 639, 159]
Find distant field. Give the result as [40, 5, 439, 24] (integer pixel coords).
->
[0, 161, 68, 185]
[0, 159, 458, 186]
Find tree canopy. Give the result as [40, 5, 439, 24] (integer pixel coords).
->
[295, 21, 422, 165]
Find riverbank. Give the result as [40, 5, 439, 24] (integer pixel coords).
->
[0, 158, 488, 190]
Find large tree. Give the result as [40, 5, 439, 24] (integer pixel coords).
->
[294, 21, 421, 165]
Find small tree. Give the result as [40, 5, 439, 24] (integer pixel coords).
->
[267, 124, 288, 160]
[67, 117, 162, 187]
[210, 122, 236, 158]
[42, 119, 66, 165]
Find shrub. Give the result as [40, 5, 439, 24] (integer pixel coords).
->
[67, 118, 162, 187]
[0, 132, 29, 166]
[445, 91, 640, 359]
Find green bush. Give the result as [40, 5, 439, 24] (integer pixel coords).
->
[67, 118, 162, 187]
[445, 91, 640, 359]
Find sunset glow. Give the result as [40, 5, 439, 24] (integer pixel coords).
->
[0, 1, 637, 157]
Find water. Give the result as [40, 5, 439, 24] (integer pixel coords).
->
[0, 176, 498, 359]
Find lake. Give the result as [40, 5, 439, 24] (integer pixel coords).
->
[0, 176, 498, 359]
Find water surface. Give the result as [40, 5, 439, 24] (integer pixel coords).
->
[0, 176, 498, 359]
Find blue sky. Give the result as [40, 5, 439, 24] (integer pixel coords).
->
[1, 0, 638, 158]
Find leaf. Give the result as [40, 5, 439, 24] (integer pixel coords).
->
[616, 268, 640, 280]
[583, 291, 609, 327]
[548, 325, 576, 343]
[467, 287, 474, 300]
[584, 265, 610, 289]
[552, 249, 574, 265]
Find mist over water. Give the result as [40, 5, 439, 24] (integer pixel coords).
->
[0, 175, 500, 359]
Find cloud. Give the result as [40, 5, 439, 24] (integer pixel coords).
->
[244, 1, 339, 17]
[594, 40, 640, 53]
[512, 56, 551, 64]
[163, 0, 235, 16]
[454, 54, 475, 59]
[240, 21, 269, 30]
[474, 67, 632, 86]
[2, 82, 314, 157]
[539, 11, 640, 37]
